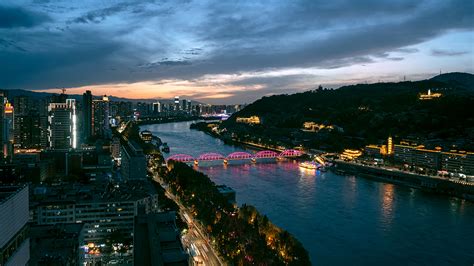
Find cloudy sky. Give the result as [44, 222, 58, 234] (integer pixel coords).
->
[1, 0, 473, 104]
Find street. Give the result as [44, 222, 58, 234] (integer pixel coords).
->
[152, 170, 224, 266]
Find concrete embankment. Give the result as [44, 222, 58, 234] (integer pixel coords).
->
[334, 160, 474, 201]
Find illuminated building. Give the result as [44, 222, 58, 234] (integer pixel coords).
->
[66, 99, 77, 149]
[365, 144, 382, 157]
[174, 96, 180, 111]
[387, 136, 393, 155]
[340, 149, 362, 160]
[111, 137, 121, 161]
[440, 151, 474, 175]
[0, 185, 30, 266]
[152, 101, 161, 113]
[303, 122, 335, 131]
[140, 130, 153, 143]
[236, 116, 261, 124]
[419, 89, 442, 100]
[48, 101, 75, 150]
[394, 144, 441, 170]
[92, 95, 110, 138]
[3, 101, 14, 158]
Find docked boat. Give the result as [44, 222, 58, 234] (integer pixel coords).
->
[161, 143, 170, 153]
[299, 161, 318, 170]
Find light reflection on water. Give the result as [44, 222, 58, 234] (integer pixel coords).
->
[142, 121, 474, 266]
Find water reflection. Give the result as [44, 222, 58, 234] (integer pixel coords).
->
[380, 184, 395, 229]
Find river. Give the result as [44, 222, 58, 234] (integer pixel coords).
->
[141, 121, 474, 265]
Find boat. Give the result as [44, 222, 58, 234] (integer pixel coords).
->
[161, 143, 170, 153]
[299, 161, 318, 170]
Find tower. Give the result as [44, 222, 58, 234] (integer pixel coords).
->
[387, 136, 394, 155]
[82, 90, 93, 141]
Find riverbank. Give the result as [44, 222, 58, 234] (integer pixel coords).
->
[334, 160, 474, 201]
[137, 116, 222, 126]
[190, 121, 287, 152]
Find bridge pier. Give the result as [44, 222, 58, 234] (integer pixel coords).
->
[223, 159, 228, 165]
[251, 158, 257, 164]
[194, 160, 199, 166]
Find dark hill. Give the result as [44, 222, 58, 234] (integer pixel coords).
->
[430, 72, 474, 91]
[221, 72, 474, 151]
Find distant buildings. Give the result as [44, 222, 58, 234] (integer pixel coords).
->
[364, 137, 474, 175]
[0, 185, 29, 266]
[419, 89, 442, 100]
[236, 116, 261, 124]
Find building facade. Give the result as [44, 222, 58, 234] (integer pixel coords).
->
[0, 185, 30, 266]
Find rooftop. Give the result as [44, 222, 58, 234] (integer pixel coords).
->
[134, 211, 188, 266]
[30, 180, 157, 205]
[0, 185, 27, 204]
[29, 223, 84, 266]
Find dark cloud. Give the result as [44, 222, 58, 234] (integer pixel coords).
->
[0, 0, 473, 103]
[431, 49, 469, 57]
[0, 5, 50, 28]
[394, 48, 419, 53]
[69, 3, 130, 24]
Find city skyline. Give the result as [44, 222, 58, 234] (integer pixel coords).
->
[0, 0, 473, 104]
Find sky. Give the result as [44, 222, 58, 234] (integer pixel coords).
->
[0, 0, 473, 104]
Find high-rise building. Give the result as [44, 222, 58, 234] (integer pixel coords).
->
[3, 101, 14, 158]
[152, 101, 161, 113]
[48, 99, 76, 150]
[174, 96, 180, 111]
[92, 95, 110, 138]
[111, 137, 121, 161]
[13, 96, 43, 149]
[187, 100, 192, 112]
[181, 99, 187, 111]
[13, 96, 30, 116]
[0, 185, 30, 266]
[82, 90, 93, 141]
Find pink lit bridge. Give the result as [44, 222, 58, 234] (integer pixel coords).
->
[167, 149, 304, 165]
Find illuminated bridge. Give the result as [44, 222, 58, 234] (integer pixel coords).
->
[167, 149, 304, 165]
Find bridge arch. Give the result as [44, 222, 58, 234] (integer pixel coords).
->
[227, 151, 254, 160]
[197, 152, 226, 161]
[255, 150, 279, 158]
[167, 154, 195, 162]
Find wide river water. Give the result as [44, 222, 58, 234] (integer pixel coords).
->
[142, 121, 474, 265]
